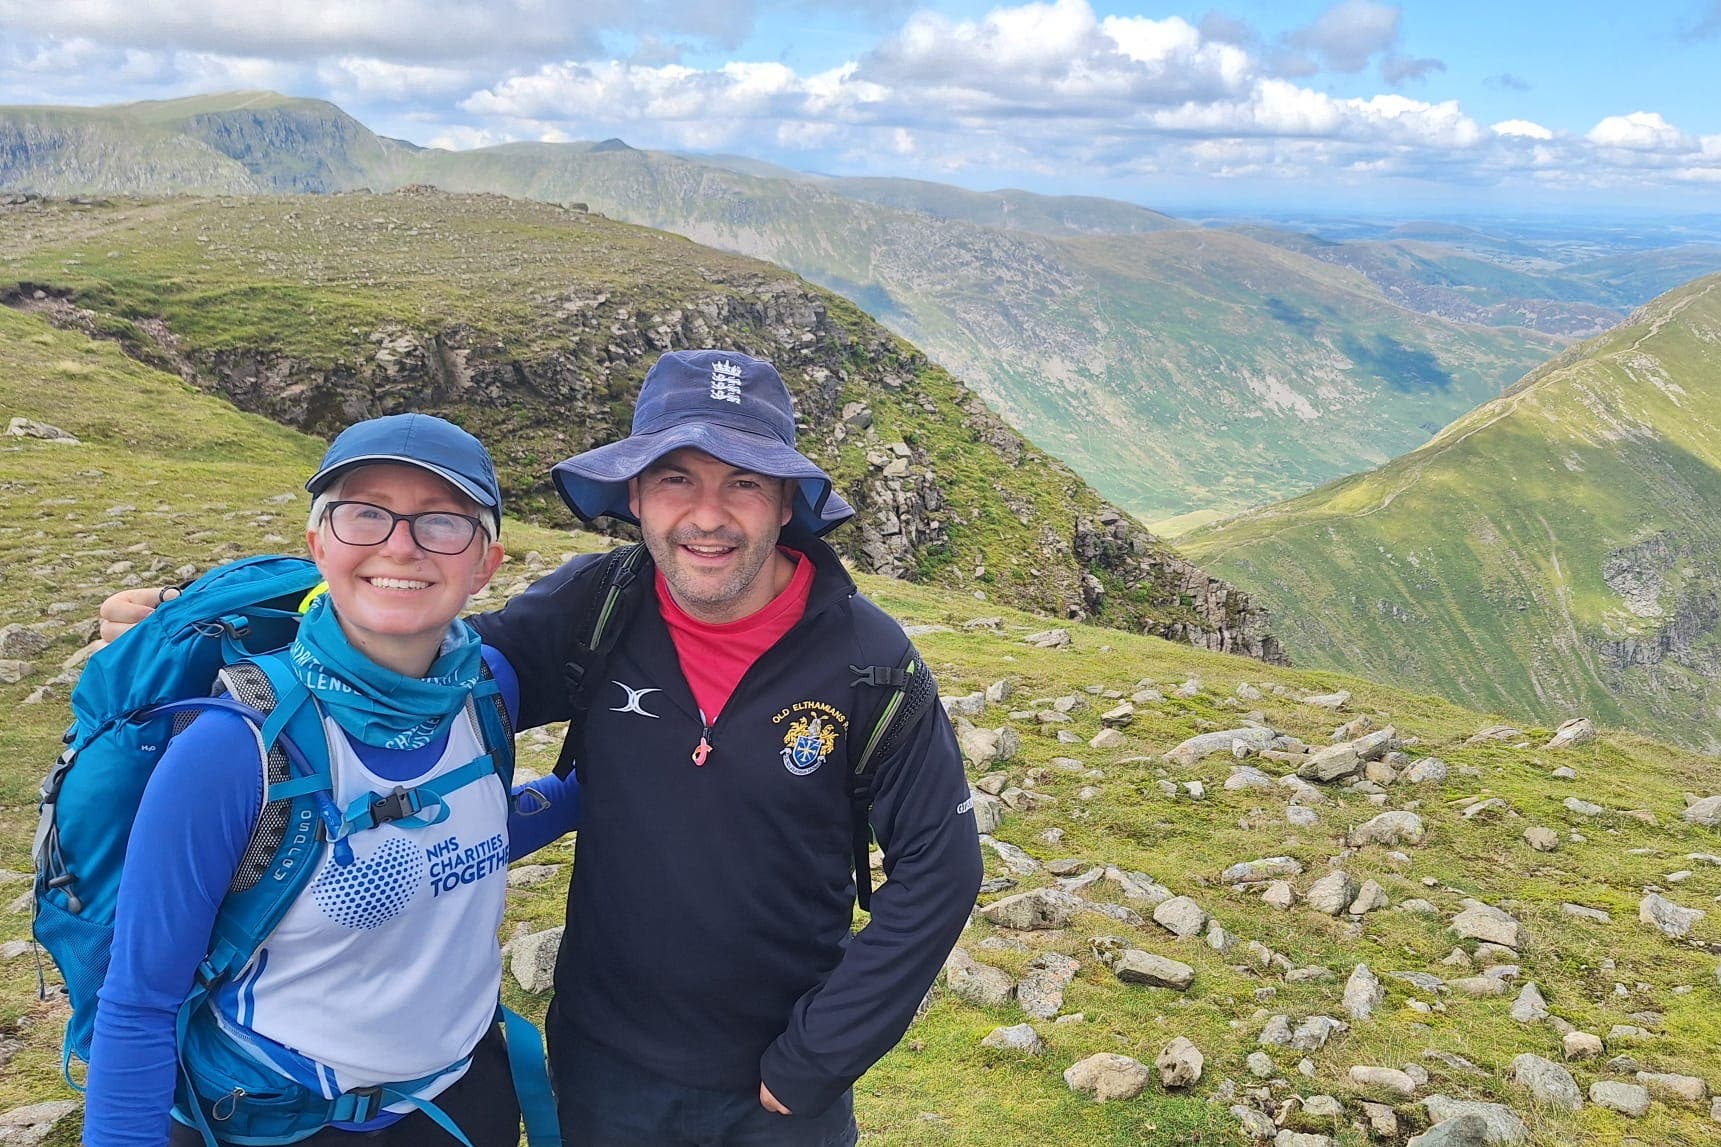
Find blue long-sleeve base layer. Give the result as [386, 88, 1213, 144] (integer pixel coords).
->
[83, 647, 579, 1147]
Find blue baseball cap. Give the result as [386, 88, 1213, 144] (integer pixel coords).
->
[307, 413, 502, 531]
[551, 349, 853, 536]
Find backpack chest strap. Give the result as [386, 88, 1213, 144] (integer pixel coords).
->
[326, 752, 499, 838]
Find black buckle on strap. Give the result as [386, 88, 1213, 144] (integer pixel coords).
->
[345, 1085, 384, 1123]
[850, 664, 907, 689]
[370, 785, 418, 825]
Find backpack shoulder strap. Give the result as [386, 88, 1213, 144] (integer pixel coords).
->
[470, 659, 515, 788]
[846, 641, 938, 911]
[551, 543, 651, 782]
[201, 657, 334, 979]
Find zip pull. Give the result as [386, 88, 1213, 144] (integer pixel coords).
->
[692, 710, 713, 766]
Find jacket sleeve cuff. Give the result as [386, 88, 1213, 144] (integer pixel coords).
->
[759, 1042, 851, 1121]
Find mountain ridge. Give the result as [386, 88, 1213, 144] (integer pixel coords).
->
[0, 91, 1595, 522]
[1184, 272, 1721, 749]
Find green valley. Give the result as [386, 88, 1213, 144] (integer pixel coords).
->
[1185, 274, 1721, 751]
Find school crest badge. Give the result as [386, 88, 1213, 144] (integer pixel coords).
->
[781, 713, 839, 776]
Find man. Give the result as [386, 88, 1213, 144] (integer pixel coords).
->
[103, 349, 983, 1147]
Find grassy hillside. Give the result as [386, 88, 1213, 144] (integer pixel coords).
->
[0, 191, 1277, 651]
[4, 309, 1721, 1146]
[1184, 274, 1721, 751]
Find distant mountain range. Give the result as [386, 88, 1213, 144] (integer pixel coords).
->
[6, 92, 1721, 528]
[1185, 273, 1721, 750]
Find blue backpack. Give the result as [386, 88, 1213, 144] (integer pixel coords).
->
[33, 555, 561, 1147]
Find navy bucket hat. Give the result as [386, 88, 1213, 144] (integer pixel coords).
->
[306, 413, 502, 533]
[551, 350, 853, 536]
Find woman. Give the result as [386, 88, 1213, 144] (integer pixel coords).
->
[83, 413, 578, 1147]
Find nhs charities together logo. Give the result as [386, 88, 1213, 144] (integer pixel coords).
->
[709, 359, 744, 403]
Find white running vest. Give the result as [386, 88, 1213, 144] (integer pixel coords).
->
[213, 705, 508, 1098]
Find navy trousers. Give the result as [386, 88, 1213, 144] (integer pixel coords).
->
[548, 1023, 859, 1147]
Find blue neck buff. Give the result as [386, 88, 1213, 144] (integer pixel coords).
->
[287, 594, 483, 750]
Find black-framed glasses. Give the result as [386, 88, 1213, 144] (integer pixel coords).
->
[324, 501, 484, 555]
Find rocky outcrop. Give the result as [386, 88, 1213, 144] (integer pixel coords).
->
[1073, 507, 1286, 663]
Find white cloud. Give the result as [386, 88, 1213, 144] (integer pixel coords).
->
[1492, 119, 1553, 140]
[1586, 111, 1689, 152]
[0, 0, 755, 65]
[1287, 0, 1401, 74]
[319, 58, 475, 102]
[425, 123, 514, 150]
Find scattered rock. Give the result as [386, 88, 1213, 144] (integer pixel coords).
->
[1017, 952, 1080, 1019]
[1258, 1015, 1293, 1046]
[1232, 1104, 1277, 1140]
[1152, 896, 1209, 939]
[1450, 900, 1521, 948]
[1635, 1071, 1709, 1103]
[1089, 728, 1126, 750]
[1523, 827, 1559, 852]
[1106, 867, 1173, 904]
[1306, 871, 1358, 916]
[983, 887, 1081, 930]
[1564, 797, 1604, 817]
[1589, 1081, 1650, 1117]
[0, 625, 50, 659]
[0, 1100, 79, 1144]
[1222, 857, 1304, 885]
[1274, 1131, 1336, 1147]
[1112, 950, 1195, 991]
[5, 417, 80, 443]
[1359, 1100, 1398, 1138]
[1349, 1065, 1417, 1095]
[1447, 976, 1510, 997]
[1682, 795, 1721, 828]
[1297, 744, 1362, 783]
[1348, 880, 1389, 914]
[1405, 757, 1449, 784]
[1639, 892, 1704, 939]
[1156, 1036, 1204, 1088]
[945, 948, 1016, 1008]
[1302, 691, 1351, 710]
[1406, 1113, 1490, 1147]
[1422, 1096, 1528, 1143]
[506, 863, 562, 888]
[1344, 964, 1386, 1021]
[1510, 982, 1550, 1023]
[1263, 881, 1298, 910]
[1022, 629, 1071, 649]
[1063, 1052, 1151, 1101]
[1563, 1031, 1603, 1061]
[981, 1023, 1043, 1054]
[1545, 718, 1596, 749]
[1348, 810, 1425, 847]
[1561, 903, 1610, 924]
[510, 927, 563, 993]
[981, 835, 1042, 876]
[1289, 1015, 1347, 1052]
[1509, 1053, 1582, 1110]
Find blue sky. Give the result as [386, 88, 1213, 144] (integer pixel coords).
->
[2, 0, 1717, 212]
